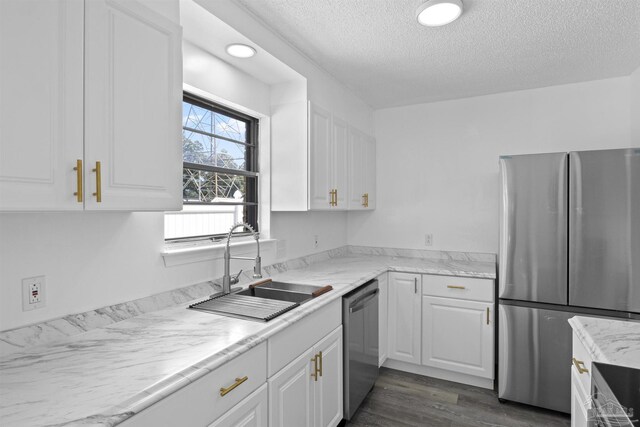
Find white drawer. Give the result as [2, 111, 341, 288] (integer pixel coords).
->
[121, 342, 267, 427]
[571, 331, 593, 394]
[268, 298, 341, 377]
[422, 275, 494, 302]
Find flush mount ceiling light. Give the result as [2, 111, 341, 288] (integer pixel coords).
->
[416, 0, 463, 27]
[226, 43, 256, 58]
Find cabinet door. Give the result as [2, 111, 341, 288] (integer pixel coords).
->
[363, 135, 376, 209]
[347, 128, 365, 210]
[309, 103, 333, 210]
[0, 0, 84, 211]
[378, 272, 389, 367]
[314, 326, 343, 427]
[387, 273, 422, 364]
[269, 347, 315, 427]
[84, 0, 182, 211]
[570, 366, 589, 427]
[422, 296, 494, 379]
[209, 384, 268, 427]
[332, 117, 348, 209]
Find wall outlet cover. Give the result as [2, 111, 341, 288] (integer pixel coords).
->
[22, 276, 46, 311]
[425, 234, 433, 246]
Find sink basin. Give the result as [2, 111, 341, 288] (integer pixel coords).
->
[236, 281, 329, 305]
[188, 281, 332, 321]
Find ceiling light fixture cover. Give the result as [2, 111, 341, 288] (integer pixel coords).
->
[416, 0, 463, 27]
[226, 43, 256, 58]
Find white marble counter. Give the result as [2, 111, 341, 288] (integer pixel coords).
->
[569, 316, 640, 369]
[0, 249, 495, 426]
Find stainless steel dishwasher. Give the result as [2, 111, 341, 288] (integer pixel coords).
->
[343, 279, 379, 420]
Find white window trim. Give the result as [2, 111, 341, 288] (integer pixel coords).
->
[161, 238, 277, 267]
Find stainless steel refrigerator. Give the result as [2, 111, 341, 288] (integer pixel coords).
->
[498, 148, 640, 413]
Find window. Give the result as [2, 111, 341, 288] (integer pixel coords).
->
[165, 94, 259, 241]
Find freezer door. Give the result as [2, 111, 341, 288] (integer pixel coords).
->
[499, 153, 568, 304]
[498, 304, 573, 413]
[569, 149, 640, 313]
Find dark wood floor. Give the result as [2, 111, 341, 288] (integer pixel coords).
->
[346, 368, 571, 427]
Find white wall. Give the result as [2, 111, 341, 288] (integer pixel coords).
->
[632, 66, 640, 143]
[348, 76, 634, 254]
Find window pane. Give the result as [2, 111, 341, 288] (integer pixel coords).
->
[182, 133, 247, 171]
[213, 113, 246, 142]
[183, 168, 254, 203]
[183, 103, 212, 132]
[164, 204, 254, 240]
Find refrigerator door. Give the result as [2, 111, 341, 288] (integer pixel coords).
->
[498, 303, 573, 413]
[499, 153, 568, 304]
[569, 149, 640, 313]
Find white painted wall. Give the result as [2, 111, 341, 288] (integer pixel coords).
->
[348, 76, 634, 253]
[632, 66, 640, 143]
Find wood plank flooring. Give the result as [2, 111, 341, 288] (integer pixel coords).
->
[346, 368, 571, 427]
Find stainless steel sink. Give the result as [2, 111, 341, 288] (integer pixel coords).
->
[188, 281, 332, 321]
[236, 281, 327, 304]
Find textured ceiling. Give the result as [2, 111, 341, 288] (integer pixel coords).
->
[231, 0, 640, 108]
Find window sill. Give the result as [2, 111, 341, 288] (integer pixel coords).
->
[161, 238, 276, 267]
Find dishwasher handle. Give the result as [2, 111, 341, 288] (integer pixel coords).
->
[349, 288, 379, 313]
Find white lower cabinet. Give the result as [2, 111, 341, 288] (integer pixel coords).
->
[386, 272, 495, 388]
[269, 326, 343, 427]
[209, 384, 268, 427]
[421, 296, 493, 379]
[377, 272, 389, 367]
[269, 347, 315, 427]
[570, 366, 589, 427]
[119, 342, 267, 427]
[387, 273, 422, 364]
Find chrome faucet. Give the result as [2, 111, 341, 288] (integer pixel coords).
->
[222, 222, 262, 294]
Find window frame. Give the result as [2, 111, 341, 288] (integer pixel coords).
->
[166, 93, 259, 243]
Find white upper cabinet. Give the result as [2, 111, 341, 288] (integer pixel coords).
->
[84, 0, 182, 211]
[348, 127, 376, 210]
[309, 103, 333, 210]
[308, 103, 348, 210]
[0, 0, 182, 212]
[0, 0, 84, 211]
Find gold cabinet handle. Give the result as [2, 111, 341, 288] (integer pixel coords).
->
[73, 159, 83, 203]
[365, 193, 369, 207]
[486, 307, 490, 325]
[447, 285, 466, 290]
[92, 161, 102, 202]
[220, 376, 248, 396]
[318, 351, 323, 377]
[334, 189, 338, 206]
[572, 357, 589, 374]
[311, 354, 319, 381]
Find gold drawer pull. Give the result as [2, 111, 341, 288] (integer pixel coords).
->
[572, 357, 589, 374]
[447, 285, 466, 290]
[311, 354, 319, 381]
[220, 376, 248, 396]
[73, 159, 83, 203]
[92, 161, 102, 203]
[318, 351, 323, 377]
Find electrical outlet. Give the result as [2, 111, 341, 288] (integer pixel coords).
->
[425, 234, 433, 246]
[22, 276, 46, 311]
[314, 235, 319, 248]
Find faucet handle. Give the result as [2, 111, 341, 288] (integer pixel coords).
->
[231, 270, 243, 284]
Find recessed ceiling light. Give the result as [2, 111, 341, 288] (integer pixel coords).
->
[226, 44, 256, 58]
[416, 0, 463, 27]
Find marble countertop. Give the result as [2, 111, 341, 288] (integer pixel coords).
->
[569, 316, 640, 369]
[0, 250, 495, 426]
